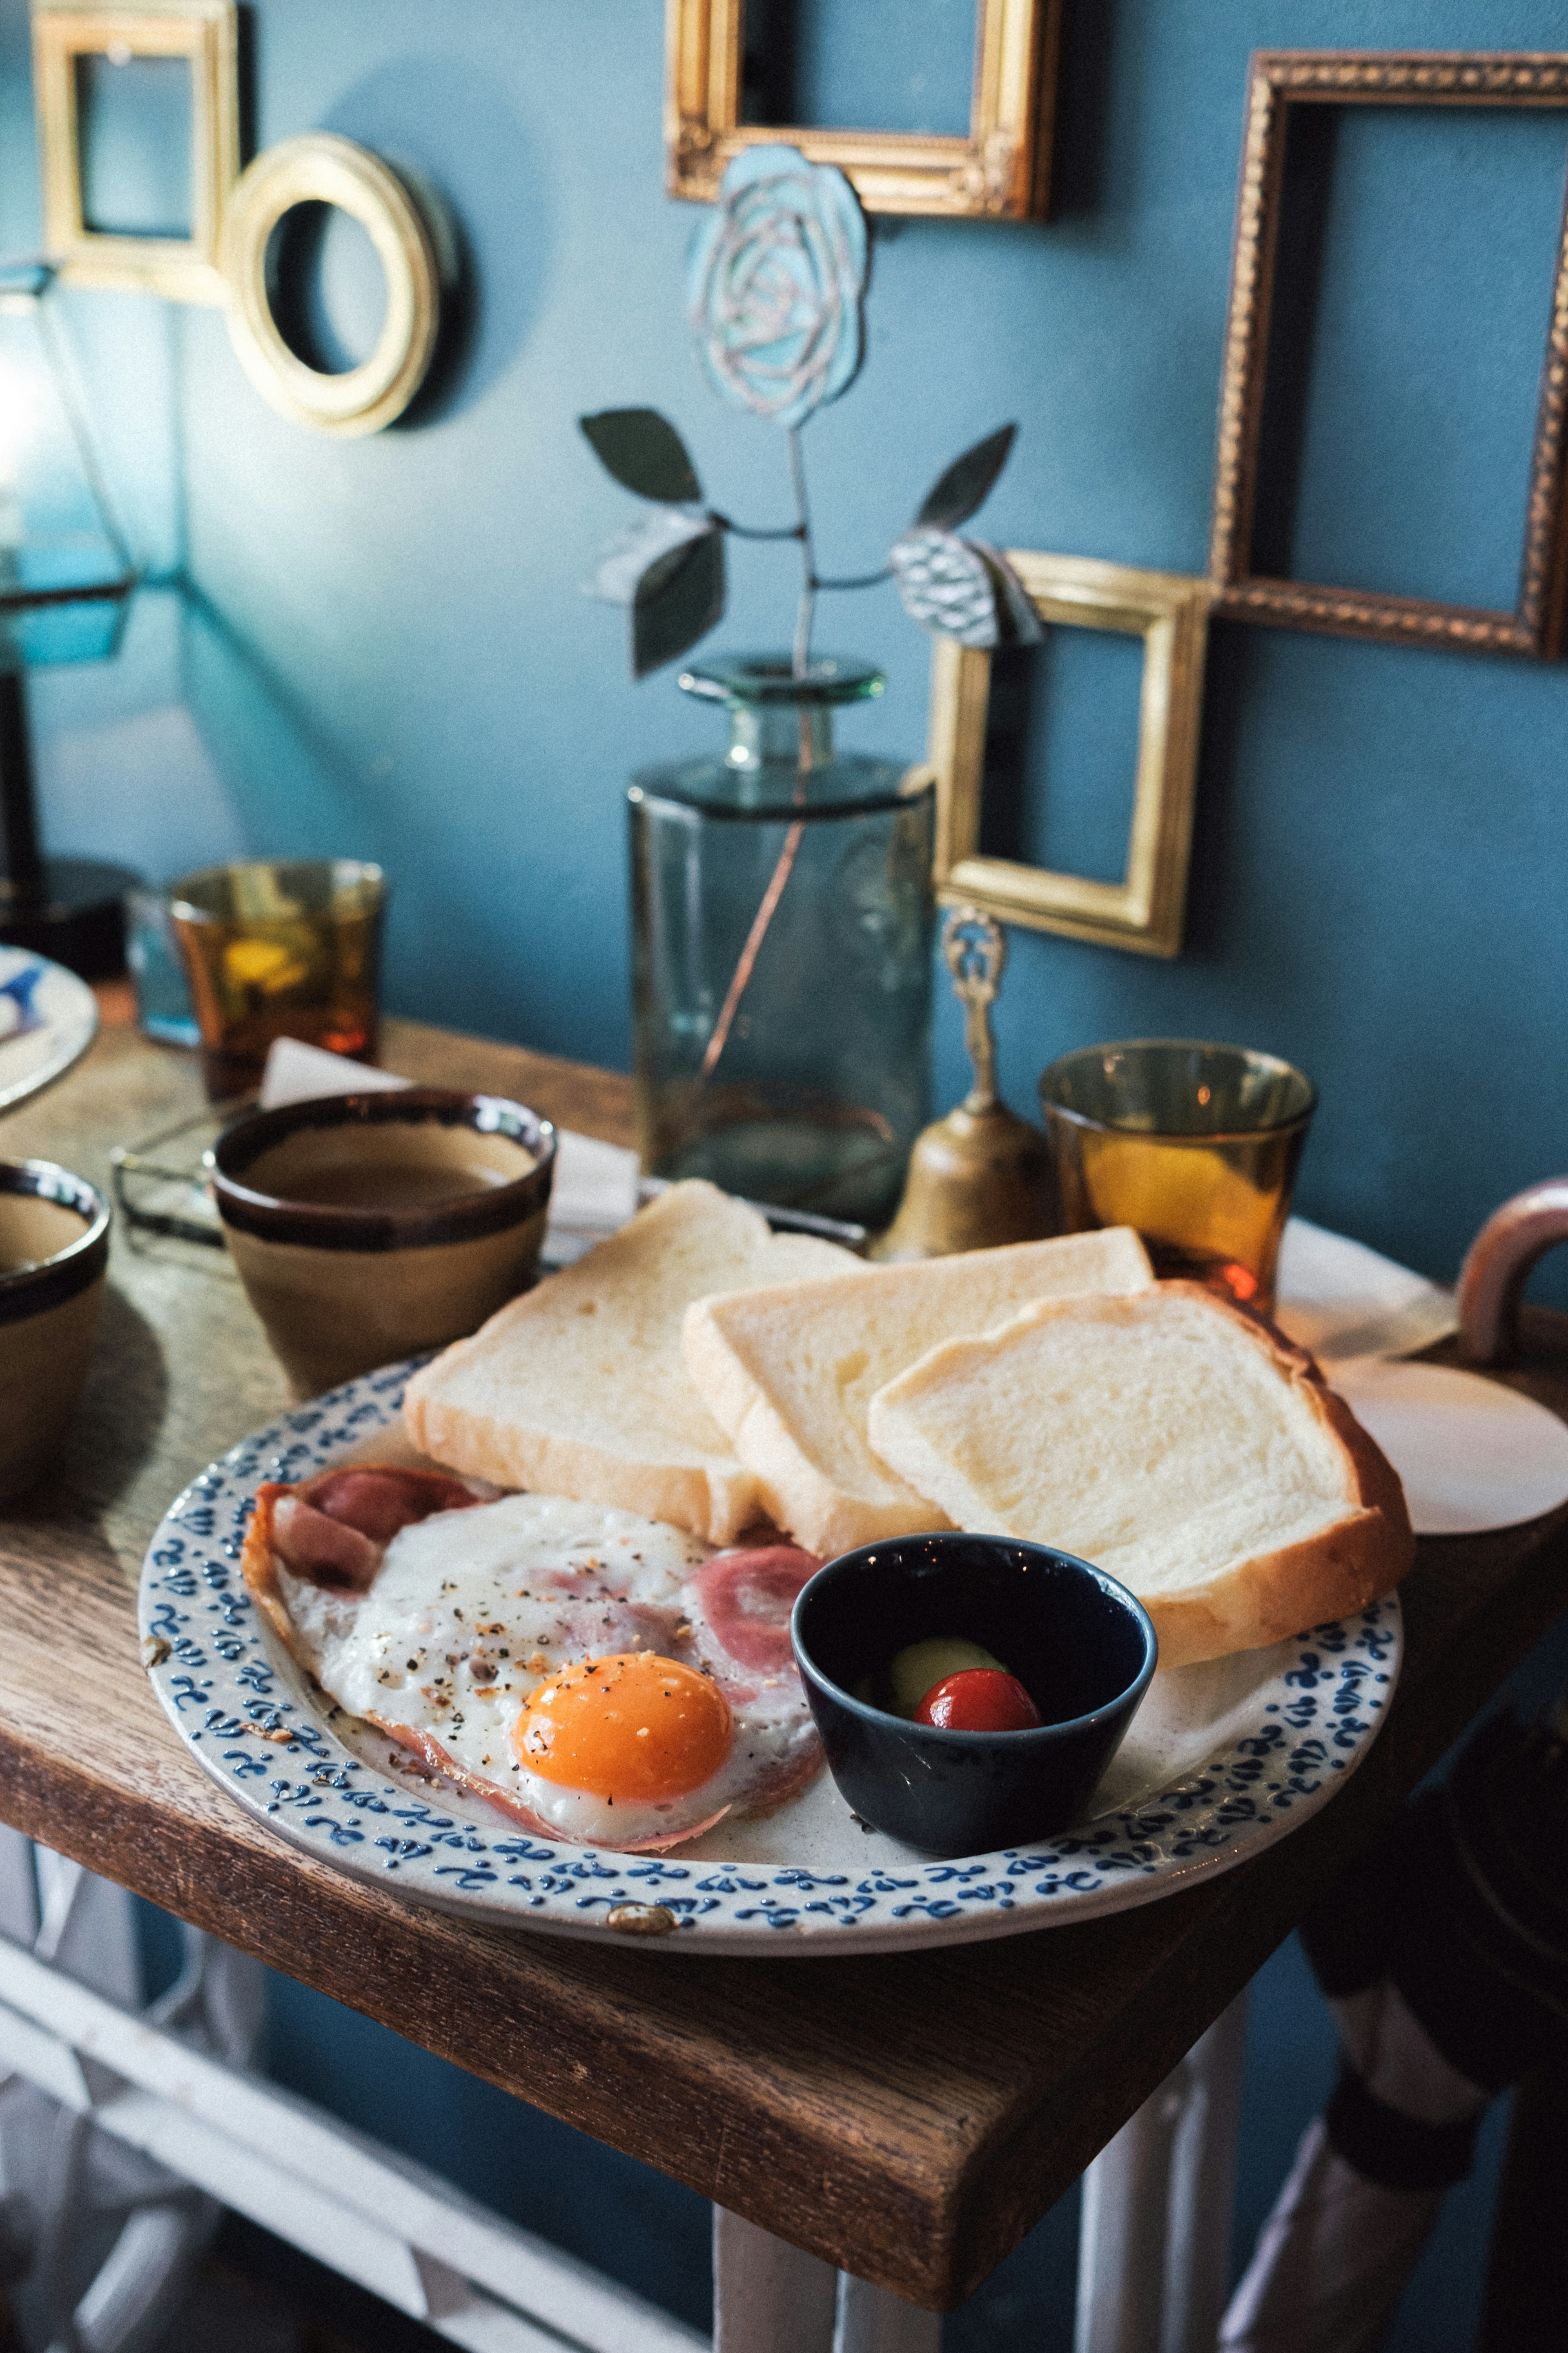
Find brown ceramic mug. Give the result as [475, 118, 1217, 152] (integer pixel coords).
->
[209, 1089, 555, 1397]
[0, 1160, 110, 1499]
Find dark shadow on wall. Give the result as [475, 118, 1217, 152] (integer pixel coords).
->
[321, 57, 550, 428]
[1180, 615, 1250, 961]
[176, 584, 373, 856]
[1248, 103, 1338, 582]
[1050, 0, 1120, 219]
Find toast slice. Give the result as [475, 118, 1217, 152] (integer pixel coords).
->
[864, 1281, 1414, 1667]
[403, 1179, 857, 1543]
[682, 1227, 1154, 1555]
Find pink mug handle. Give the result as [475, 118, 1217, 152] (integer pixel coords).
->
[1457, 1179, 1568, 1365]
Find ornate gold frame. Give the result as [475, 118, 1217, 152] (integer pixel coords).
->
[665, 0, 1060, 220]
[925, 552, 1211, 959]
[220, 135, 441, 438]
[1211, 51, 1568, 659]
[31, 0, 238, 303]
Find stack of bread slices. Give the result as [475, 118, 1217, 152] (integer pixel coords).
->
[403, 1180, 1413, 1669]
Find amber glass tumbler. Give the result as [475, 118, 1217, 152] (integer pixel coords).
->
[1039, 1039, 1316, 1315]
[170, 859, 386, 1100]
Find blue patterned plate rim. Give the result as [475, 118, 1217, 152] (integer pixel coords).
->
[0, 947, 98, 1117]
[138, 1359, 1404, 1958]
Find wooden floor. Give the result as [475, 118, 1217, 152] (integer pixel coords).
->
[0, 1015, 1564, 2309]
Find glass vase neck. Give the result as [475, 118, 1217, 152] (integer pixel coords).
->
[678, 653, 884, 775]
[727, 700, 833, 771]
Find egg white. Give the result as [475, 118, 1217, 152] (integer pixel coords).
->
[274, 1491, 818, 1846]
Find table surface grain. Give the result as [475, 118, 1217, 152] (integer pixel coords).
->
[1, 1009, 1565, 2311]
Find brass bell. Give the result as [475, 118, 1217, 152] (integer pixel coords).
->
[873, 906, 1055, 1260]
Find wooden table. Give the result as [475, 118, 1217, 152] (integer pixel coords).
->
[1, 1009, 1566, 2313]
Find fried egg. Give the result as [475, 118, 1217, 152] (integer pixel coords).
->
[242, 1467, 824, 1848]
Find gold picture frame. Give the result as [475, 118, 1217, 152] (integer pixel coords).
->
[926, 552, 1212, 959]
[666, 0, 1061, 220]
[1211, 51, 1568, 659]
[31, 0, 238, 303]
[222, 135, 441, 437]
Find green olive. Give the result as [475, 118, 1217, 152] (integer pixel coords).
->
[889, 1636, 1006, 1720]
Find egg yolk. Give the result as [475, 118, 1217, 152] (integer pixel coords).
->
[512, 1653, 733, 1802]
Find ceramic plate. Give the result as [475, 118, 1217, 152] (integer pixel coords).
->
[0, 947, 98, 1117]
[140, 1362, 1403, 1957]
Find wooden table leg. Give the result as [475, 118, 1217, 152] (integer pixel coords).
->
[713, 2206, 837, 2352]
[1075, 1989, 1250, 2353]
[834, 2270, 943, 2350]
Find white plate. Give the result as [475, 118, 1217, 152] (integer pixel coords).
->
[0, 947, 98, 1117]
[139, 1362, 1403, 1956]
[1331, 1357, 1568, 1536]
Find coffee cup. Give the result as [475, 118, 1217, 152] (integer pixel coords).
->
[209, 1089, 555, 1397]
[0, 1160, 110, 1499]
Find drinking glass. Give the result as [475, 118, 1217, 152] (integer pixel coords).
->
[169, 859, 386, 1101]
[124, 885, 201, 1048]
[1039, 1039, 1316, 1315]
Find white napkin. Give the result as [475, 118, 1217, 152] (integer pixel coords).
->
[1274, 1215, 1457, 1364]
[256, 1037, 639, 1262]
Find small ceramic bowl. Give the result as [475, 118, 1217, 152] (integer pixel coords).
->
[0, 1160, 110, 1501]
[209, 1088, 555, 1398]
[791, 1533, 1157, 1856]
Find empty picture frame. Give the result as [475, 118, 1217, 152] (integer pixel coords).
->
[32, 0, 238, 302]
[666, 0, 1061, 219]
[1211, 51, 1568, 659]
[926, 552, 1211, 959]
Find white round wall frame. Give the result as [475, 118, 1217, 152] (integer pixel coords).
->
[222, 133, 440, 437]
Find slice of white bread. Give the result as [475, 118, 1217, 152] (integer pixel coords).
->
[402, 1179, 857, 1543]
[681, 1227, 1154, 1556]
[864, 1281, 1414, 1668]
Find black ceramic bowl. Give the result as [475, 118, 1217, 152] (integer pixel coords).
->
[791, 1534, 1157, 1856]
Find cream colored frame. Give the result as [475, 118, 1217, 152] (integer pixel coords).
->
[927, 552, 1212, 959]
[32, 0, 237, 303]
[666, 0, 1061, 219]
[221, 135, 440, 438]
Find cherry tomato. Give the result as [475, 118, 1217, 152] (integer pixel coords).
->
[914, 1669, 1043, 1732]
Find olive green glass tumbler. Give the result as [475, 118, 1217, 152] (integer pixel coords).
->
[1039, 1038, 1316, 1315]
[169, 859, 387, 1102]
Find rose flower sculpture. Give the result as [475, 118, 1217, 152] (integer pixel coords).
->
[581, 145, 1039, 678]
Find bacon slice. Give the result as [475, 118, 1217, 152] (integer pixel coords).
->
[309, 1467, 477, 1545]
[690, 1546, 822, 1674]
[242, 1465, 479, 1638]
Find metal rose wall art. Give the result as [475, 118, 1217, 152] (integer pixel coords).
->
[580, 145, 1038, 678]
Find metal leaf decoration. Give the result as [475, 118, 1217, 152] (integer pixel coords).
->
[888, 529, 1042, 650]
[580, 409, 703, 505]
[889, 529, 991, 647]
[583, 506, 713, 606]
[914, 425, 1018, 531]
[632, 529, 726, 678]
[974, 542, 1044, 647]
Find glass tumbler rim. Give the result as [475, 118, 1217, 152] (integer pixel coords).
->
[168, 857, 387, 925]
[1039, 1037, 1317, 1141]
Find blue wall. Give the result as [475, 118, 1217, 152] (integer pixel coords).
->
[10, 2, 1568, 2337]
[3, 0, 1565, 1299]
